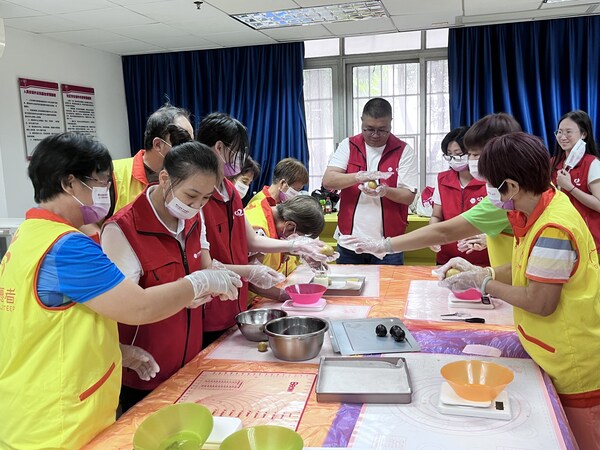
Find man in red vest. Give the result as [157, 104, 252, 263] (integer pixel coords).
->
[322, 98, 417, 264]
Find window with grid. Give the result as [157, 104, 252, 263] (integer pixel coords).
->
[303, 68, 335, 192]
[303, 29, 449, 192]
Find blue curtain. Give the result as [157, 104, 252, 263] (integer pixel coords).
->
[122, 42, 308, 190]
[448, 16, 600, 150]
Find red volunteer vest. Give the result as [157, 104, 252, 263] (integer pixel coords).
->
[436, 170, 490, 266]
[202, 178, 249, 331]
[551, 154, 600, 251]
[338, 134, 409, 237]
[107, 187, 204, 390]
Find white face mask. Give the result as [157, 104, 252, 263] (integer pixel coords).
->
[72, 181, 111, 224]
[448, 155, 469, 172]
[164, 183, 200, 220]
[468, 159, 485, 181]
[234, 180, 250, 197]
[281, 185, 300, 202]
[564, 138, 586, 171]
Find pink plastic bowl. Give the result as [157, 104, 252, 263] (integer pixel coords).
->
[451, 288, 482, 300]
[284, 284, 327, 305]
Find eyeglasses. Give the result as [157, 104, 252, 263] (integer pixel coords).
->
[362, 128, 391, 137]
[442, 154, 467, 162]
[84, 176, 112, 188]
[554, 130, 576, 138]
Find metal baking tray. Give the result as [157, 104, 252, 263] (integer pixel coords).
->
[322, 275, 366, 296]
[329, 317, 420, 355]
[316, 356, 412, 404]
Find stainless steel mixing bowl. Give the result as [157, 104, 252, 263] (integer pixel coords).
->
[235, 308, 288, 342]
[264, 316, 329, 361]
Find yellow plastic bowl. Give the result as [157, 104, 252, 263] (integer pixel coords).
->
[440, 360, 514, 402]
[133, 403, 213, 450]
[219, 425, 303, 450]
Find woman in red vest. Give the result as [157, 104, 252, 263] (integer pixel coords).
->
[551, 110, 600, 253]
[197, 113, 335, 346]
[102, 142, 243, 411]
[430, 127, 490, 266]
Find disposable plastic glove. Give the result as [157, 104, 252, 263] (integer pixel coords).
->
[438, 269, 489, 292]
[184, 268, 242, 303]
[433, 257, 478, 280]
[120, 344, 160, 382]
[337, 235, 393, 259]
[358, 183, 389, 198]
[457, 234, 487, 254]
[429, 245, 441, 253]
[246, 264, 286, 289]
[355, 170, 393, 183]
[288, 236, 329, 263]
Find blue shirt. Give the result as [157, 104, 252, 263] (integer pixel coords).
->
[37, 233, 125, 307]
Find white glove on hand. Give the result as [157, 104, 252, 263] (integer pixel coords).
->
[247, 264, 286, 289]
[288, 236, 328, 263]
[120, 344, 160, 382]
[429, 245, 441, 253]
[457, 234, 487, 254]
[433, 257, 478, 280]
[355, 170, 393, 183]
[185, 269, 242, 303]
[337, 235, 393, 259]
[358, 183, 389, 198]
[438, 269, 489, 292]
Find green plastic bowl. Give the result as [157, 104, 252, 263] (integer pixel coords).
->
[219, 425, 303, 450]
[133, 403, 213, 450]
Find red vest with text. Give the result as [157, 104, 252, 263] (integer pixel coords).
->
[338, 134, 408, 237]
[107, 187, 204, 390]
[436, 170, 490, 266]
[202, 178, 249, 331]
[551, 154, 600, 251]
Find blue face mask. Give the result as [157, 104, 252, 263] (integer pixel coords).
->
[486, 180, 516, 210]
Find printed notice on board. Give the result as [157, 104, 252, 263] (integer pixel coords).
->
[19, 78, 64, 159]
[62, 84, 96, 137]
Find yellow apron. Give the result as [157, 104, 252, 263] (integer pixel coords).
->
[113, 151, 148, 213]
[511, 191, 600, 403]
[0, 218, 121, 449]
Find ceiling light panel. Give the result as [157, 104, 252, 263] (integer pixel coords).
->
[232, 1, 388, 30]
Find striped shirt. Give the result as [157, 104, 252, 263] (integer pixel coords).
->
[526, 226, 577, 283]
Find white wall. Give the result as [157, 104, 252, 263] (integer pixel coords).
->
[0, 27, 131, 217]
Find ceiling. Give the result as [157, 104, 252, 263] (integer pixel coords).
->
[1, 0, 599, 55]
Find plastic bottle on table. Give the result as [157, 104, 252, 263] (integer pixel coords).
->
[325, 197, 332, 214]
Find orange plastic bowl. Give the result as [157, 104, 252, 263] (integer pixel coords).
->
[440, 360, 514, 402]
[451, 288, 482, 300]
[284, 284, 327, 305]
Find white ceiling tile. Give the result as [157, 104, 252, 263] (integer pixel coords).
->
[260, 23, 333, 41]
[172, 16, 250, 35]
[168, 44, 223, 51]
[109, 23, 189, 39]
[392, 12, 459, 31]
[44, 28, 131, 45]
[58, 6, 155, 28]
[125, 0, 222, 23]
[140, 34, 216, 48]
[0, 0, 45, 18]
[7, 0, 115, 14]
[464, 0, 542, 16]
[383, 0, 462, 16]
[86, 39, 163, 54]
[462, 5, 594, 24]
[324, 16, 396, 35]
[4, 14, 83, 33]
[203, 0, 298, 14]
[107, 0, 167, 4]
[203, 30, 277, 47]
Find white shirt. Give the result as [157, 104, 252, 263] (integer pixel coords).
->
[101, 185, 209, 283]
[328, 137, 418, 241]
[587, 158, 600, 185]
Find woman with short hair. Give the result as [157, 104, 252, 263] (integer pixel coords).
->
[0, 133, 241, 448]
[439, 132, 600, 449]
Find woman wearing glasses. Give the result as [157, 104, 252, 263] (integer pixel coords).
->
[429, 127, 490, 266]
[0, 134, 241, 448]
[551, 110, 600, 252]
